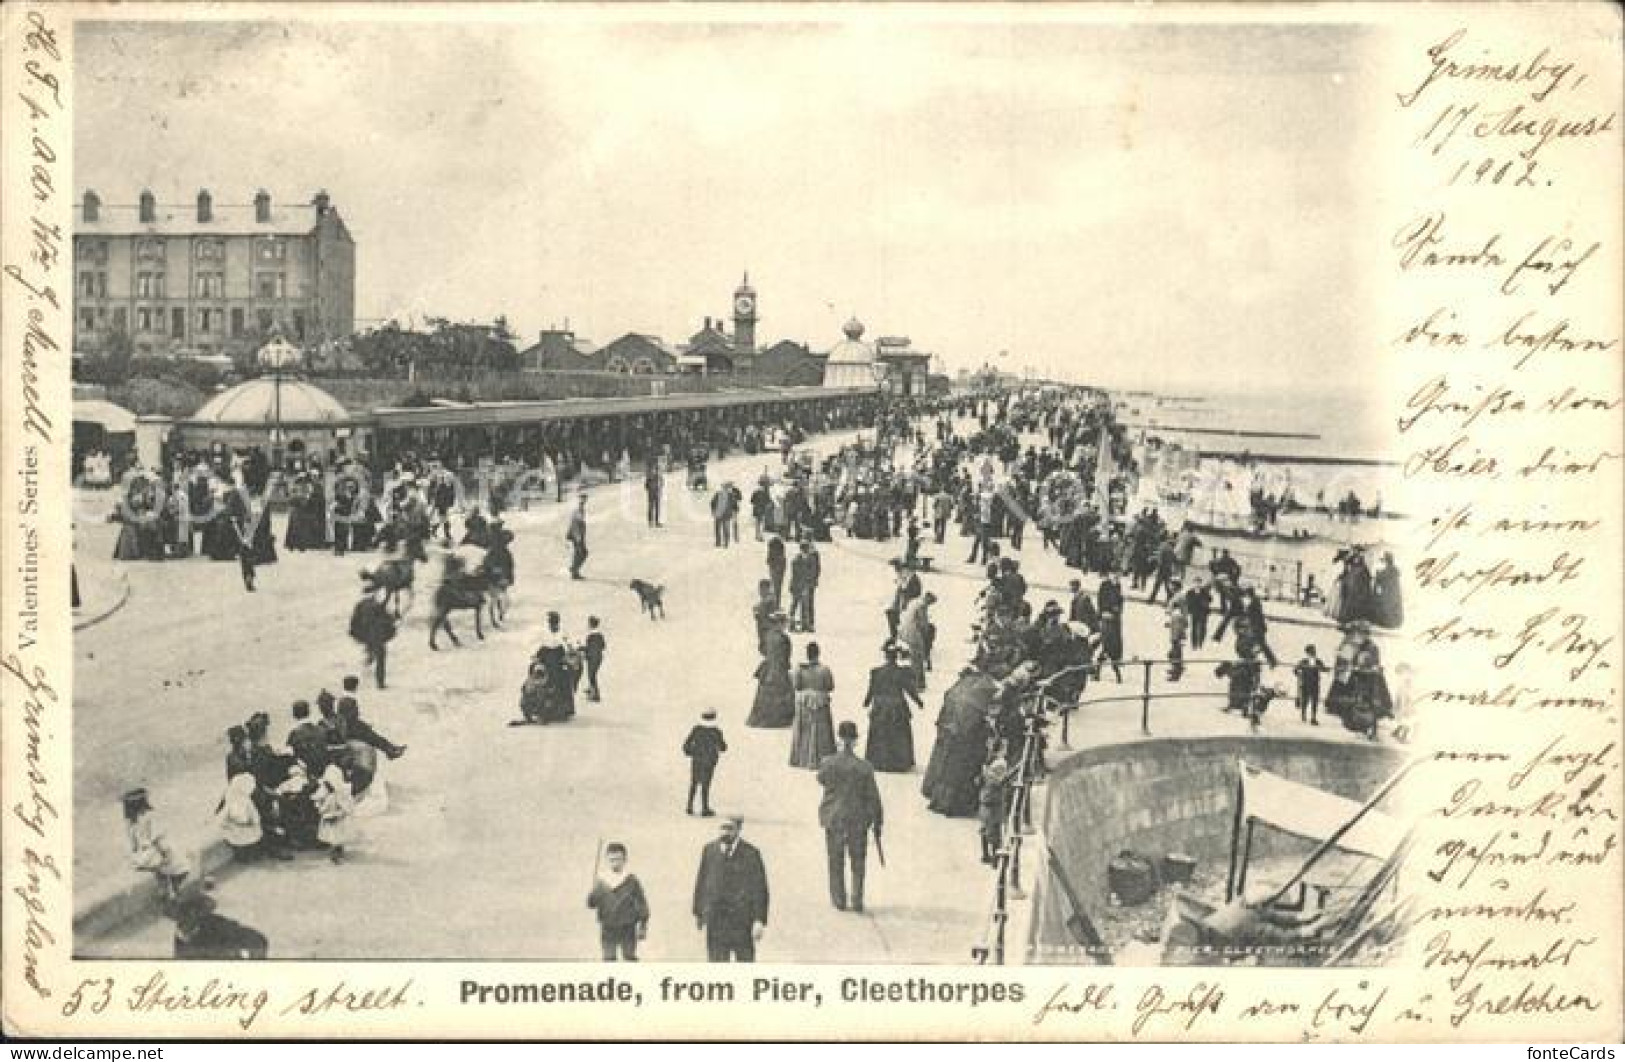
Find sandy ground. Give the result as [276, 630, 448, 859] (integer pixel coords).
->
[73, 419, 1373, 962]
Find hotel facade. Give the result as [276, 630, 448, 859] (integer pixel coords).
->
[72, 188, 356, 359]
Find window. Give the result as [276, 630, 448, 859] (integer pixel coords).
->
[256, 238, 286, 262]
[78, 238, 108, 264]
[632, 357, 656, 374]
[136, 237, 164, 261]
[136, 272, 165, 299]
[113, 307, 127, 333]
[293, 312, 306, 341]
[80, 272, 95, 297]
[256, 273, 285, 300]
[606, 355, 630, 374]
[79, 308, 94, 332]
[136, 308, 153, 333]
[196, 272, 224, 298]
[195, 238, 223, 261]
[172, 307, 186, 339]
[196, 308, 217, 334]
[257, 309, 273, 333]
[231, 308, 245, 338]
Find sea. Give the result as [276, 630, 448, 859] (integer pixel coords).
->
[1112, 386, 1413, 603]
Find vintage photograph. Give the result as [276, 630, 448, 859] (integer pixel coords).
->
[65, 14, 1419, 969]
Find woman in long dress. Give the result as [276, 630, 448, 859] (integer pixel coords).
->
[203, 480, 240, 560]
[789, 642, 836, 769]
[112, 475, 147, 561]
[1328, 547, 1373, 624]
[922, 665, 998, 816]
[1372, 552, 1404, 629]
[863, 642, 924, 772]
[246, 494, 278, 566]
[1325, 622, 1391, 733]
[285, 474, 328, 551]
[747, 614, 796, 728]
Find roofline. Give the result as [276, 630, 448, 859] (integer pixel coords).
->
[180, 417, 361, 429]
[369, 385, 876, 429]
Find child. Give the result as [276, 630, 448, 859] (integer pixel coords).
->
[1164, 589, 1187, 682]
[978, 748, 1012, 866]
[682, 709, 727, 817]
[234, 513, 257, 593]
[218, 772, 266, 862]
[586, 842, 650, 961]
[123, 788, 189, 904]
[1294, 644, 1327, 724]
[316, 764, 356, 864]
[584, 617, 607, 702]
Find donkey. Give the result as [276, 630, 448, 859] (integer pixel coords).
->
[428, 561, 503, 650]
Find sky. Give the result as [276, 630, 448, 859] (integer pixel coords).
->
[76, 12, 1375, 391]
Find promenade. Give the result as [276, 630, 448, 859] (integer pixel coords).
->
[74, 413, 1379, 963]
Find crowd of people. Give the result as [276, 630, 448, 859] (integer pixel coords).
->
[121, 672, 410, 955]
[113, 383, 1410, 961]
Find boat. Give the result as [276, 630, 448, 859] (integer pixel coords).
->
[1158, 760, 1416, 967]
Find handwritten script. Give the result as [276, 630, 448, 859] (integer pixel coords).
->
[1393, 21, 1620, 1038]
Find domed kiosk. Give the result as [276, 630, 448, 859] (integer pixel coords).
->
[178, 335, 365, 460]
[821, 316, 882, 390]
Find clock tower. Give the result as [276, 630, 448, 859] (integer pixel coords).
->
[732, 272, 757, 354]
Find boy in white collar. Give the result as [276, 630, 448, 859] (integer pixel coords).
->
[587, 842, 650, 961]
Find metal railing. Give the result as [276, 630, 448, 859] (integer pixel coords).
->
[970, 705, 1046, 966]
[1053, 655, 1256, 747]
[969, 664, 1089, 965]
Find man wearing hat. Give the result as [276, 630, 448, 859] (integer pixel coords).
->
[1067, 578, 1099, 632]
[789, 539, 821, 633]
[691, 815, 770, 962]
[348, 576, 397, 689]
[566, 492, 589, 580]
[816, 721, 885, 913]
[644, 457, 664, 528]
[885, 558, 922, 640]
[682, 709, 728, 816]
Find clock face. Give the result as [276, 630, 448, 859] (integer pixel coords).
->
[734, 295, 755, 316]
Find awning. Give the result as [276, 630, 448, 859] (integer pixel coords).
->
[73, 398, 138, 433]
[1239, 763, 1402, 860]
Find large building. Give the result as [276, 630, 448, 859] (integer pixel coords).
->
[72, 188, 356, 359]
[517, 274, 831, 384]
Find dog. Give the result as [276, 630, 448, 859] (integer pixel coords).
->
[629, 579, 666, 619]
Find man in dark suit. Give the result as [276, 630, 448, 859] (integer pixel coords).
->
[566, 492, 589, 580]
[1067, 578, 1098, 631]
[816, 721, 884, 913]
[790, 539, 821, 633]
[692, 815, 769, 962]
[1185, 579, 1213, 650]
[1097, 572, 1124, 621]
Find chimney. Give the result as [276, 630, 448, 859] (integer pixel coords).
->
[312, 189, 331, 216]
[254, 189, 271, 223]
[196, 188, 213, 223]
[138, 189, 155, 224]
[82, 190, 100, 223]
